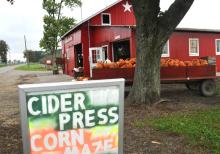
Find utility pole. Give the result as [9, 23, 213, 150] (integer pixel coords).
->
[24, 35, 29, 66]
[104, 0, 108, 6]
[80, 1, 83, 21]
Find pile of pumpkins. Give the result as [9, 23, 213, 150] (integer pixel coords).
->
[95, 58, 209, 69]
[76, 76, 89, 81]
[95, 58, 136, 69]
[161, 58, 208, 67]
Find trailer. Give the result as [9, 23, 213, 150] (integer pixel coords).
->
[91, 64, 218, 97]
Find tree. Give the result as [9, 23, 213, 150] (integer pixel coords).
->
[40, 0, 81, 73]
[23, 50, 45, 63]
[0, 40, 9, 63]
[7, 0, 14, 4]
[127, 0, 194, 104]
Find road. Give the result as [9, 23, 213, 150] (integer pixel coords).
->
[0, 65, 21, 74]
[0, 68, 72, 153]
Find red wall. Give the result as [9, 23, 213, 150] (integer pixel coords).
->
[90, 26, 133, 62]
[90, 26, 132, 46]
[81, 23, 90, 77]
[169, 31, 220, 71]
[62, 29, 82, 76]
[90, 0, 135, 26]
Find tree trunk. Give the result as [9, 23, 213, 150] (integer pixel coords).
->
[127, 0, 194, 104]
[127, 24, 162, 104]
[52, 47, 58, 75]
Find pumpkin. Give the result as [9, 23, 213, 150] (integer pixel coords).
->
[168, 60, 175, 67]
[96, 62, 104, 69]
[109, 62, 117, 68]
[200, 59, 208, 65]
[118, 60, 126, 67]
[82, 77, 89, 81]
[126, 63, 133, 68]
[129, 58, 136, 65]
[163, 63, 169, 67]
[77, 77, 84, 81]
[104, 63, 110, 68]
[160, 59, 166, 64]
[179, 61, 186, 67]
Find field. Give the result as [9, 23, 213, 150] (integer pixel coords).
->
[15, 63, 48, 71]
[0, 64, 6, 68]
[134, 108, 220, 153]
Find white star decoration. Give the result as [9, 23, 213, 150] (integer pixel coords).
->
[123, 1, 132, 12]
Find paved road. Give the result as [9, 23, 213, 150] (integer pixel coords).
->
[0, 65, 21, 74]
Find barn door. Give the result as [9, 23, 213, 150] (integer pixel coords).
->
[89, 47, 104, 78]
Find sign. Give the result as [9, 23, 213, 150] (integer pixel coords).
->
[46, 60, 52, 65]
[18, 79, 124, 154]
[114, 35, 121, 40]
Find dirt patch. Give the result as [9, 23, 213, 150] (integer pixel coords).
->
[0, 70, 219, 153]
[0, 122, 22, 154]
[17, 74, 38, 84]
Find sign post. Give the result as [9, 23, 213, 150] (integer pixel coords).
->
[18, 79, 124, 154]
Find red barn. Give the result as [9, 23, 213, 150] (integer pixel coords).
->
[61, 0, 220, 78]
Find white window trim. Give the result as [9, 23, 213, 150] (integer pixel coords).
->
[101, 13, 111, 26]
[161, 40, 170, 57]
[215, 39, 220, 55]
[66, 48, 70, 60]
[102, 45, 109, 60]
[189, 38, 199, 56]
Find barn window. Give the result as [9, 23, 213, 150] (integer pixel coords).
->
[101, 13, 111, 25]
[189, 38, 199, 56]
[216, 39, 220, 55]
[162, 41, 170, 57]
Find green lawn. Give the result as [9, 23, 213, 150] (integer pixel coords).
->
[15, 64, 48, 71]
[0, 64, 6, 68]
[133, 109, 220, 154]
[216, 85, 220, 96]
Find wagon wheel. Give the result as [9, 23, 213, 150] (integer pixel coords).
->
[185, 82, 199, 91]
[199, 79, 216, 97]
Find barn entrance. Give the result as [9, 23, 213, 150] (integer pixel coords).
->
[113, 40, 130, 62]
[74, 44, 83, 68]
[73, 44, 84, 77]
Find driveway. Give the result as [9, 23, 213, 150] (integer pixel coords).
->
[0, 69, 72, 153]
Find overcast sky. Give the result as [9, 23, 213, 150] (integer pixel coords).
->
[1, 0, 220, 61]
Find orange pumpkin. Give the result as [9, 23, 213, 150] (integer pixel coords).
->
[96, 62, 104, 69]
[168, 60, 174, 67]
[126, 63, 133, 68]
[179, 61, 186, 67]
[104, 63, 110, 68]
[129, 58, 136, 65]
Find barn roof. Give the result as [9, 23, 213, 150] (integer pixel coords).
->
[175, 28, 220, 33]
[61, 0, 122, 39]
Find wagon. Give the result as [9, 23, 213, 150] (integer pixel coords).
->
[91, 64, 218, 97]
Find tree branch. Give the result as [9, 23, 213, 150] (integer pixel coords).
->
[7, 0, 14, 4]
[132, 0, 160, 25]
[158, 0, 194, 43]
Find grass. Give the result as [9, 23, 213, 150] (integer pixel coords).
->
[216, 85, 220, 95]
[133, 109, 220, 154]
[15, 63, 48, 71]
[0, 64, 6, 68]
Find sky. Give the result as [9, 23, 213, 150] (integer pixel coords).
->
[1, 0, 220, 61]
